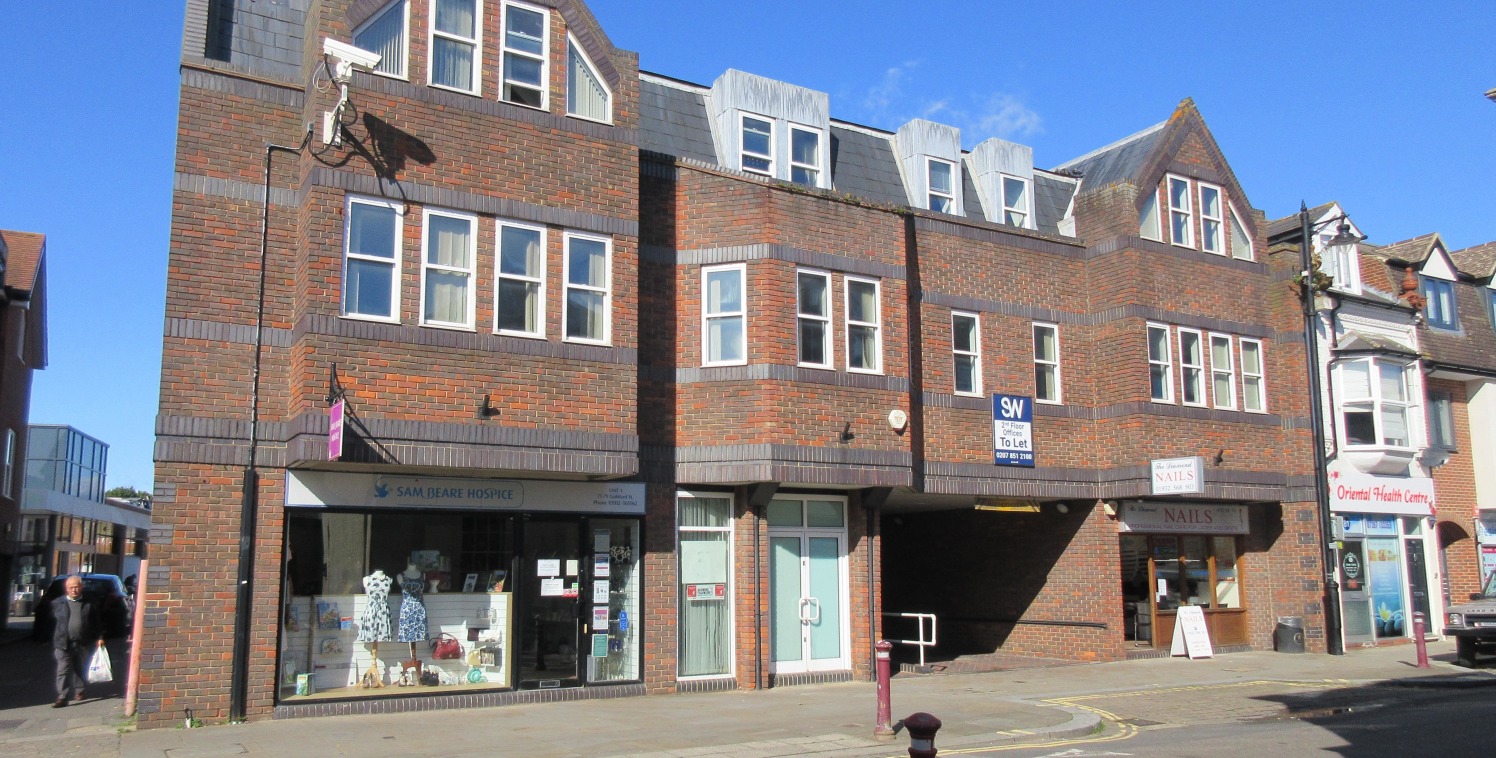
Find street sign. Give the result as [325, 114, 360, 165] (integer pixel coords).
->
[328, 398, 345, 461]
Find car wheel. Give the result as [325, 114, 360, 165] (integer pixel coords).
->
[1456, 636, 1478, 667]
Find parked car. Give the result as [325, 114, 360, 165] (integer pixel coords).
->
[1445, 570, 1496, 667]
[32, 573, 134, 639]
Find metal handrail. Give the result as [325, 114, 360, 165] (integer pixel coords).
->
[882, 612, 938, 667]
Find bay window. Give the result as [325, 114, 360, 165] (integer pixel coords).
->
[1338, 358, 1413, 448]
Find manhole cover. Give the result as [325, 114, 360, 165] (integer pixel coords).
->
[1116, 718, 1163, 727]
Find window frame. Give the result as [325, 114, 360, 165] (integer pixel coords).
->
[418, 207, 478, 330]
[1139, 190, 1163, 241]
[1147, 323, 1174, 403]
[1033, 322, 1062, 405]
[428, 0, 482, 95]
[352, 0, 410, 80]
[701, 263, 747, 367]
[493, 218, 547, 338]
[565, 34, 611, 123]
[951, 311, 982, 397]
[1208, 333, 1236, 410]
[1177, 327, 1206, 407]
[675, 491, 736, 679]
[1421, 276, 1457, 330]
[1001, 173, 1032, 228]
[500, 0, 549, 108]
[561, 230, 613, 345]
[1336, 357, 1415, 450]
[796, 269, 833, 369]
[927, 158, 956, 213]
[341, 194, 404, 323]
[739, 114, 774, 177]
[1239, 338, 1266, 413]
[1166, 175, 1194, 249]
[1228, 203, 1254, 261]
[1197, 182, 1223, 254]
[2, 428, 13, 500]
[788, 124, 823, 188]
[844, 276, 882, 374]
[1426, 390, 1456, 450]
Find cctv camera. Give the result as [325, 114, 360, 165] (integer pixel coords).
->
[323, 38, 382, 79]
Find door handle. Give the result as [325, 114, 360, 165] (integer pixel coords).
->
[806, 597, 820, 624]
[797, 597, 811, 623]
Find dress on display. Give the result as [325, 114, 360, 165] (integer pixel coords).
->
[397, 574, 428, 642]
[357, 571, 393, 642]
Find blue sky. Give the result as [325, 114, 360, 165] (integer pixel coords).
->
[1, 1, 1493, 492]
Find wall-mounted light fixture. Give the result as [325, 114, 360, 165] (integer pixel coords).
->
[478, 394, 499, 418]
[840, 421, 856, 443]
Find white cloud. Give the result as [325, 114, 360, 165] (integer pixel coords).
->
[967, 93, 1044, 140]
[853, 63, 1042, 145]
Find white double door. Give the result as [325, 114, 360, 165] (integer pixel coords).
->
[768, 527, 849, 674]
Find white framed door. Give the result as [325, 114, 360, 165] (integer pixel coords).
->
[767, 497, 849, 674]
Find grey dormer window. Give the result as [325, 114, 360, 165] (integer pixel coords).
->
[789, 126, 821, 187]
[741, 116, 773, 176]
[1002, 175, 1030, 227]
[928, 159, 955, 212]
[354, 0, 407, 78]
[502, 1, 547, 108]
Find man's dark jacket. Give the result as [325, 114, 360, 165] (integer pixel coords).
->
[50, 595, 102, 650]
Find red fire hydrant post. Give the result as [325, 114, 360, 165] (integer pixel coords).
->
[905, 712, 942, 758]
[1412, 612, 1430, 669]
[874, 640, 895, 740]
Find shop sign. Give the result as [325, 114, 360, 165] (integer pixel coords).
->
[992, 393, 1034, 467]
[1118, 501, 1248, 535]
[1482, 545, 1496, 587]
[1328, 470, 1435, 516]
[327, 399, 345, 461]
[1150, 457, 1204, 495]
[287, 471, 646, 514]
[1340, 542, 1366, 596]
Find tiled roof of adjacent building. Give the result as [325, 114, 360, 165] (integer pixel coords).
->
[1450, 241, 1496, 279]
[1366, 232, 1441, 265]
[1051, 121, 1167, 194]
[1263, 202, 1338, 241]
[0, 229, 45, 295]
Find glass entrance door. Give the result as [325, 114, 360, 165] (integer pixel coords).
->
[767, 498, 848, 675]
[518, 520, 580, 689]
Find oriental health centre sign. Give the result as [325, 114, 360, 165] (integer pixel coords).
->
[1328, 470, 1436, 516]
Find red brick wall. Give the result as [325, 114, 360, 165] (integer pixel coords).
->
[1431, 378, 1481, 602]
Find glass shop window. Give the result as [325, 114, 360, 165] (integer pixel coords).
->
[1126, 534, 1244, 611]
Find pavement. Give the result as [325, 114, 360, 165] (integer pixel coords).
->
[3, 618, 1494, 758]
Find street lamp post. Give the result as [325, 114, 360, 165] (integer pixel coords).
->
[1297, 202, 1360, 656]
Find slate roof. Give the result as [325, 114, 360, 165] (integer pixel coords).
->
[1051, 121, 1167, 194]
[1419, 276, 1496, 373]
[638, 76, 717, 164]
[637, 72, 1075, 234]
[199, 0, 306, 81]
[1367, 233, 1441, 265]
[0, 230, 44, 295]
[1264, 202, 1338, 241]
[1450, 241, 1496, 279]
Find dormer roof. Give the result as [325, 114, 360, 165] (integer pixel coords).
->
[1365, 232, 1443, 266]
[1263, 202, 1338, 241]
[1450, 241, 1496, 280]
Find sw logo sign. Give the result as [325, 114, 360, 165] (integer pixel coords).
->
[991, 393, 1035, 468]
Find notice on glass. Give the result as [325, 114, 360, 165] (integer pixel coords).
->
[591, 633, 609, 658]
[594, 529, 611, 553]
[593, 606, 610, 630]
[681, 540, 728, 584]
[536, 559, 560, 578]
[565, 560, 579, 577]
[540, 577, 564, 597]
[594, 554, 611, 579]
[592, 582, 610, 603]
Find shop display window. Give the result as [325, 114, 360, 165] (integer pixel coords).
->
[678, 495, 733, 678]
[1120, 532, 1245, 643]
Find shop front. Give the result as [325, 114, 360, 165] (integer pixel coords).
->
[1118, 500, 1250, 650]
[278, 472, 643, 702]
[1329, 470, 1438, 645]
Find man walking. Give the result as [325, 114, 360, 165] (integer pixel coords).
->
[50, 575, 103, 707]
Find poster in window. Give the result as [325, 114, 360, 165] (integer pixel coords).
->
[681, 539, 728, 584]
[1367, 538, 1406, 637]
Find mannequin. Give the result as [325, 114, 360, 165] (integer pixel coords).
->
[397, 563, 429, 669]
[358, 569, 393, 687]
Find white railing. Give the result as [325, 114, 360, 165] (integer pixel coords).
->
[882, 612, 938, 667]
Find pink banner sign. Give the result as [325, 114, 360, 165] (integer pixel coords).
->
[328, 399, 345, 461]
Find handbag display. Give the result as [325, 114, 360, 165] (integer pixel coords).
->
[431, 632, 463, 660]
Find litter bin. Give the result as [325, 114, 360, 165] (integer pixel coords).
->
[1274, 616, 1305, 653]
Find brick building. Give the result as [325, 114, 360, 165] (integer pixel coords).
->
[152, 0, 1325, 726]
[0, 229, 48, 629]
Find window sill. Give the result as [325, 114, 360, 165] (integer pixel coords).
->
[420, 321, 476, 332]
[847, 368, 884, 376]
[564, 337, 612, 347]
[1035, 398, 1063, 406]
[429, 82, 482, 98]
[340, 312, 401, 324]
[702, 360, 748, 369]
[796, 363, 835, 371]
[955, 390, 984, 399]
[494, 330, 546, 340]
[566, 111, 613, 125]
[1338, 446, 1418, 476]
[503, 97, 550, 112]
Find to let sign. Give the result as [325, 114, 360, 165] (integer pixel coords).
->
[1151, 456, 1204, 495]
[328, 399, 345, 461]
[992, 394, 1034, 467]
